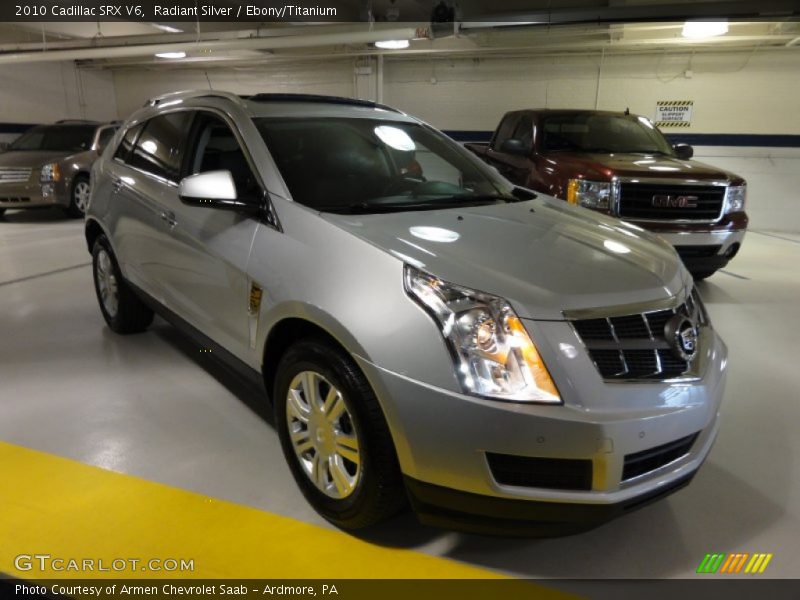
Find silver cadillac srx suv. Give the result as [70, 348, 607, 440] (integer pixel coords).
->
[86, 91, 727, 535]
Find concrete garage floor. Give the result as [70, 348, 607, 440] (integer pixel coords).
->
[1, 208, 798, 579]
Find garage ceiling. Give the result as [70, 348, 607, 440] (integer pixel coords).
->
[0, 0, 797, 68]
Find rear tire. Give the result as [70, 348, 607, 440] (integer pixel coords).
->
[92, 234, 154, 334]
[64, 174, 91, 218]
[274, 338, 406, 529]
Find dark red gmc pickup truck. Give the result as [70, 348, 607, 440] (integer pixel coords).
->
[465, 109, 748, 279]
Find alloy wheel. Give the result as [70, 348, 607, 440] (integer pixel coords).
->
[74, 180, 91, 214]
[286, 370, 361, 499]
[95, 249, 119, 317]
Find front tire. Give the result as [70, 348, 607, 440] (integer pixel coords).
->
[274, 338, 406, 529]
[691, 269, 717, 281]
[92, 235, 154, 334]
[65, 174, 91, 218]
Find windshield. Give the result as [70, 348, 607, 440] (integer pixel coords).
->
[255, 117, 513, 213]
[9, 125, 95, 152]
[542, 114, 674, 155]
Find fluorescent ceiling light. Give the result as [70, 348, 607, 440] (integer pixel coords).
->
[682, 21, 728, 39]
[155, 51, 186, 59]
[152, 24, 182, 33]
[375, 39, 410, 49]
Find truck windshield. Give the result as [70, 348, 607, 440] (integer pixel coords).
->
[256, 117, 515, 214]
[542, 115, 674, 155]
[9, 125, 96, 152]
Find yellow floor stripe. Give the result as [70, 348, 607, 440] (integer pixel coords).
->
[0, 441, 571, 593]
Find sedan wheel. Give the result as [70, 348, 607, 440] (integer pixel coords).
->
[95, 248, 119, 317]
[73, 179, 91, 214]
[286, 370, 361, 499]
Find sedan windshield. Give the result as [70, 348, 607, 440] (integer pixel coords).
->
[542, 114, 674, 155]
[256, 117, 514, 213]
[9, 125, 95, 152]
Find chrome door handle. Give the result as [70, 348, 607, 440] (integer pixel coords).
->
[160, 210, 177, 229]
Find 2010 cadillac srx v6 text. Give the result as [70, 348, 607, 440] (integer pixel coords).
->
[86, 91, 727, 535]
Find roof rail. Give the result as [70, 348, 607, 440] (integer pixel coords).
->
[55, 119, 99, 124]
[143, 89, 245, 108]
[243, 93, 399, 113]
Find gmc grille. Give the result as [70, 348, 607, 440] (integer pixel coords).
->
[571, 291, 704, 381]
[618, 182, 725, 222]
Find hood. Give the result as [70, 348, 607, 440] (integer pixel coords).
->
[322, 197, 690, 320]
[545, 152, 741, 182]
[0, 150, 71, 168]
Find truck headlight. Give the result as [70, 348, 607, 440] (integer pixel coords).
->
[566, 179, 611, 210]
[404, 266, 560, 403]
[40, 163, 61, 183]
[724, 184, 746, 214]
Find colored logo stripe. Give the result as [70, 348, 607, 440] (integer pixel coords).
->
[698, 553, 773, 574]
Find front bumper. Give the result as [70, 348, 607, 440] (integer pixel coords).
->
[0, 180, 70, 209]
[657, 229, 746, 274]
[355, 320, 727, 534]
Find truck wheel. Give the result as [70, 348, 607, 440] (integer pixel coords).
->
[65, 174, 91, 218]
[274, 338, 406, 529]
[92, 235, 154, 334]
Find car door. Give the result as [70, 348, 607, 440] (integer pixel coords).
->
[154, 110, 262, 363]
[106, 121, 167, 299]
[112, 112, 194, 304]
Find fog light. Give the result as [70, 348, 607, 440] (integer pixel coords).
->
[41, 184, 54, 197]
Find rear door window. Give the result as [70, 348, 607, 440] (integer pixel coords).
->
[114, 124, 144, 164]
[129, 112, 193, 182]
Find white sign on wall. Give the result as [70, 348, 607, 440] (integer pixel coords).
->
[655, 100, 693, 128]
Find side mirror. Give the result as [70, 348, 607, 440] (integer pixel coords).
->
[179, 170, 260, 214]
[0, 142, 9, 153]
[673, 143, 694, 160]
[499, 138, 531, 156]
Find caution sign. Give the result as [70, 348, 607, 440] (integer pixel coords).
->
[655, 100, 693, 128]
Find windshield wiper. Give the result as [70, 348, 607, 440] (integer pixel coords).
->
[317, 195, 519, 215]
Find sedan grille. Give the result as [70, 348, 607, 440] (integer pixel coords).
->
[0, 168, 32, 184]
[622, 433, 698, 481]
[618, 183, 725, 222]
[487, 453, 593, 491]
[571, 291, 704, 380]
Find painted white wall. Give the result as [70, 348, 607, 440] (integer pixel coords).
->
[112, 61, 359, 119]
[0, 62, 117, 138]
[110, 48, 800, 231]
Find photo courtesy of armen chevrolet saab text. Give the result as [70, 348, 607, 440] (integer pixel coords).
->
[85, 90, 726, 535]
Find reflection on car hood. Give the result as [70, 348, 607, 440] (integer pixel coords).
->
[0, 150, 73, 168]
[322, 197, 690, 320]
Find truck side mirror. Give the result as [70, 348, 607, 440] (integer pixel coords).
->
[499, 138, 531, 156]
[673, 144, 694, 160]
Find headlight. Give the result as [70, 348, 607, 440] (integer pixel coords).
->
[404, 266, 560, 403]
[724, 184, 746, 214]
[566, 179, 611, 210]
[40, 163, 61, 183]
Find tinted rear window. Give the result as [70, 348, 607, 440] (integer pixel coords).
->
[9, 125, 95, 152]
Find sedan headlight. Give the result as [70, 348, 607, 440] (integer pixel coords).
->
[404, 266, 560, 403]
[566, 178, 611, 210]
[724, 184, 746, 214]
[40, 163, 61, 183]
